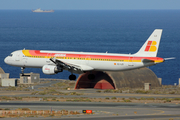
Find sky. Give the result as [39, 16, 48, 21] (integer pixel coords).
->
[1, 0, 180, 10]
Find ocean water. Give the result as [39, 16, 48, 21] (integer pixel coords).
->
[0, 10, 179, 85]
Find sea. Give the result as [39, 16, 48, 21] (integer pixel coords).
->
[0, 10, 179, 85]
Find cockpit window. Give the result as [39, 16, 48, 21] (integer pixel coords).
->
[9, 54, 13, 57]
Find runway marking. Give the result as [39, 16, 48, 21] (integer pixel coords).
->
[146, 110, 165, 115]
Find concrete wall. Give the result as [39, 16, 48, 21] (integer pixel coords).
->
[20, 73, 40, 84]
[1, 79, 17, 87]
[30, 73, 40, 83]
[0, 73, 10, 84]
[0, 73, 9, 79]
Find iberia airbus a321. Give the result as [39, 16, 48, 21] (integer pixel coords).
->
[4, 29, 173, 80]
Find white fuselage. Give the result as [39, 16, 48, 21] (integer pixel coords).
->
[4, 50, 163, 74]
[4, 29, 165, 76]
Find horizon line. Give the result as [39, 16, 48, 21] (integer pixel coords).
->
[0, 9, 180, 10]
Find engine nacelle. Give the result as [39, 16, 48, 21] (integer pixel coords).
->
[42, 65, 62, 75]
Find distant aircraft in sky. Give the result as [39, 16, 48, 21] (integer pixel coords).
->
[4, 29, 173, 80]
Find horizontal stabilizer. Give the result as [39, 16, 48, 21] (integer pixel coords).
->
[164, 57, 176, 60]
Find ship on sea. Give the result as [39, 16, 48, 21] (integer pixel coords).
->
[32, 8, 54, 13]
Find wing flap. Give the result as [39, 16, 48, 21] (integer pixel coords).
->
[50, 58, 94, 71]
[78, 64, 94, 71]
[65, 62, 94, 71]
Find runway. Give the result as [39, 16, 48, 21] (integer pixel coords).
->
[0, 101, 180, 120]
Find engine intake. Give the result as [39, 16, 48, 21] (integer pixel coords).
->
[42, 65, 62, 75]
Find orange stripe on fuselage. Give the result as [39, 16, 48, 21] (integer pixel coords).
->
[23, 50, 164, 63]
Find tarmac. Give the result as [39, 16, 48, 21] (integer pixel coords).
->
[0, 80, 180, 119]
[0, 101, 180, 120]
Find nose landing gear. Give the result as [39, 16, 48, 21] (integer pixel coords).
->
[21, 67, 25, 76]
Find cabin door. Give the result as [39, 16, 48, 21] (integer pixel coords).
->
[15, 52, 21, 61]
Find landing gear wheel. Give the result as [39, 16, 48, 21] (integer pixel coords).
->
[88, 74, 95, 80]
[69, 74, 76, 80]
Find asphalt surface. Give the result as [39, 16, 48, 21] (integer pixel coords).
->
[0, 80, 180, 119]
[0, 101, 180, 120]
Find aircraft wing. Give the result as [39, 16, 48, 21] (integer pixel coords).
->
[50, 58, 94, 73]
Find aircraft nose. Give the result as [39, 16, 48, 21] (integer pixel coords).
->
[4, 57, 9, 64]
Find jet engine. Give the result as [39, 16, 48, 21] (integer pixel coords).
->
[42, 65, 62, 75]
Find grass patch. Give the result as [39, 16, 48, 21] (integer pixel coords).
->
[31, 90, 82, 96]
[135, 90, 149, 94]
[172, 98, 180, 100]
[103, 89, 122, 93]
[146, 97, 155, 100]
[169, 91, 176, 94]
[66, 98, 91, 102]
[4, 87, 16, 91]
[105, 97, 110, 99]
[129, 97, 137, 100]
[96, 90, 101, 93]
[124, 99, 131, 102]
[111, 97, 117, 99]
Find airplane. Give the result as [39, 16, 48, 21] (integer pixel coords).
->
[4, 29, 172, 80]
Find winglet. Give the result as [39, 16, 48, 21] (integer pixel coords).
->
[134, 29, 163, 57]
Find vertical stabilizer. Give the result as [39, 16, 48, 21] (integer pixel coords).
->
[134, 29, 163, 57]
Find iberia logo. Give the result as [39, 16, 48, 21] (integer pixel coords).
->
[145, 41, 157, 52]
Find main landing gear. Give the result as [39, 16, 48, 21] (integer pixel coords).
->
[69, 74, 76, 80]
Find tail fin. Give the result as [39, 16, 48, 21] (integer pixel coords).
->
[134, 29, 163, 57]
